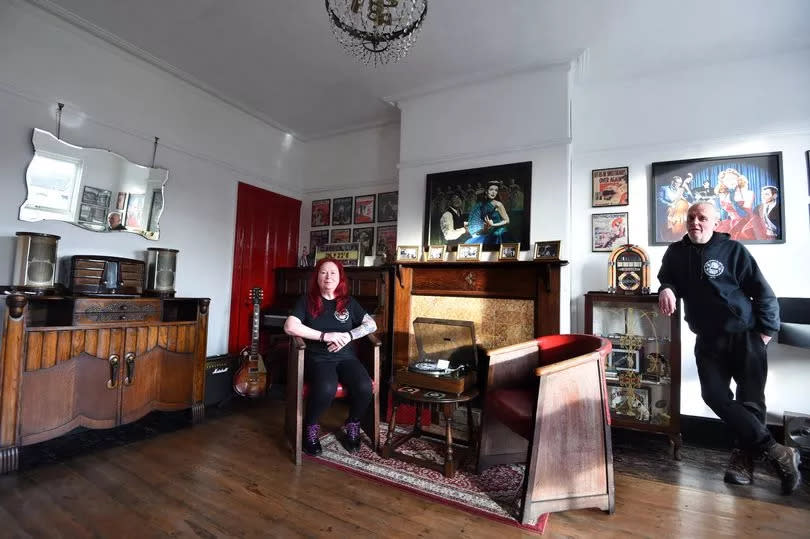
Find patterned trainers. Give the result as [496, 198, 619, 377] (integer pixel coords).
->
[343, 420, 362, 453]
[765, 442, 801, 494]
[303, 424, 322, 456]
[724, 448, 753, 485]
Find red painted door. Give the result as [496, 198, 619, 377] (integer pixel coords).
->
[228, 182, 300, 355]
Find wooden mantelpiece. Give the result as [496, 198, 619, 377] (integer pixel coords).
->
[392, 261, 568, 372]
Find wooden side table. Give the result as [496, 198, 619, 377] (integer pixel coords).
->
[381, 383, 479, 478]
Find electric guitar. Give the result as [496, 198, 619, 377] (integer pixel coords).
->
[233, 287, 269, 397]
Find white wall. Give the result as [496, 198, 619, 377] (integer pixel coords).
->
[0, 0, 307, 354]
[396, 67, 573, 331]
[571, 49, 810, 420]
[298, 124, 401, 265]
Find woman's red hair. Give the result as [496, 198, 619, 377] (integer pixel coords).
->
[307, 257, 349, 318]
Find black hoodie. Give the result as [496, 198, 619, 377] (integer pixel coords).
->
[657, 232, 780, 337]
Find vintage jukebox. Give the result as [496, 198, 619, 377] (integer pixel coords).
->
[608, 244, 650, 294]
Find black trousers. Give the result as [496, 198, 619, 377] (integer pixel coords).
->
[304, 358, 373, 427]
[695, 330, 774, 452]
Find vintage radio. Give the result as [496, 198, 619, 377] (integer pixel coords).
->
[66, 255, 145, 296]
[395, 317, 478, 394]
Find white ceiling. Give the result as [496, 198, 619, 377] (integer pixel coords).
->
[30, 0, 810, 141]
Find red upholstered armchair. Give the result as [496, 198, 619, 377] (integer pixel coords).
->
[284, 334, 381, 466]
[477, 334, 614, 523]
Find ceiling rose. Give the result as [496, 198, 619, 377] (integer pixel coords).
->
[325, 0, 428, 66]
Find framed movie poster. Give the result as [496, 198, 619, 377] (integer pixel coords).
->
[376, 225, 397, 257]
[592, 167, 629, 207]
[311, 199, 330, 227]
[592, 212, 628, 252]
[330, 228, 351, 243]
[424, 161, 531, 252]
[124, 194, 146, 231]
[352, 226, 375, 258]
[650, 152, 784, 245]
[354, 194, 376, 224]
[377, 191, 398, 222]
[332, 196, 353, 226]
[310, 230, 330, 252]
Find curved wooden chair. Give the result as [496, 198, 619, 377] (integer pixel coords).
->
[284, 334, 381, 466]
[477, 334, 614, 523]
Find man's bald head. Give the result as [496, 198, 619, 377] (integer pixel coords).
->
[686, 202, 719, 244]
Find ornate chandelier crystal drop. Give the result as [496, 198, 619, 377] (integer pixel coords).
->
[325, 0, 428, 66]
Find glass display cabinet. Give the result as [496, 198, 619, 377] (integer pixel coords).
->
[584, 291, 682, 459]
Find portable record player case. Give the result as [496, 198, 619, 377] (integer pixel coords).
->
[396, 317, 478, 394]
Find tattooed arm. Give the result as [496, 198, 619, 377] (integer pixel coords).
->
[349, 313, 377, 341]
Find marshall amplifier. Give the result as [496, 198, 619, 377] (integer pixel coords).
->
[205, 354, 237, 406]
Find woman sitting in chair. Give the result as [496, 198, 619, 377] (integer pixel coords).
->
[283, 257, 377, 456]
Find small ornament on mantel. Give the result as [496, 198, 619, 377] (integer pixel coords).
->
[608, 244, 650, 294]
[299, 246, 310, 267]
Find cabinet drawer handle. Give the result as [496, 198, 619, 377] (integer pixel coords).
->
[124, 352, 136, 385]
[106, 355, 120, 389]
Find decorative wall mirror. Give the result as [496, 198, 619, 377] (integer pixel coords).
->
[19, 129, 168, 240]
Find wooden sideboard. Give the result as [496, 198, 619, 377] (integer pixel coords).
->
[0, 294, 210, 473]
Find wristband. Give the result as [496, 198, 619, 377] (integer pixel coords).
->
[347, 331, 352, 341]
[319, 332, 325, 342]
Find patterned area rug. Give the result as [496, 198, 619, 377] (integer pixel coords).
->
[309, 425, 548, 534]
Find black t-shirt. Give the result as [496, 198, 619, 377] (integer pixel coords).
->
[290, 295, 368, 363]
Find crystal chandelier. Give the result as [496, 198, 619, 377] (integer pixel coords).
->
[325, 0, 428, 66]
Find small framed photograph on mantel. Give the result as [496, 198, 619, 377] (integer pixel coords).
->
[456, 244, 482, 262]
[533, 240, 561, 261]
[396, 245, 420, 261]
[497, 242, 520, 261]
[424, 245, 447, 262]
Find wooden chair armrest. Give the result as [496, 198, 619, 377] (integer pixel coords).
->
[485, 340, 540, 390]
[534, 350, 600, 377]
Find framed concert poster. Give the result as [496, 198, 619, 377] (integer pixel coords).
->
[311, 199, 330, 227]
[377, 191, 398, 222]
[332, 196, 353, 226]
[352, 227, 375, 258]
[592, 167, 629, 207]
[354, 194, 376, 224]
[376, 225, 397, 257]
[650, 152, 784, 245]
[424, 161, 531, 252]
[330, 228, 351, 243]
[592, 212, 628, 252]
[310, 230, 330, 252]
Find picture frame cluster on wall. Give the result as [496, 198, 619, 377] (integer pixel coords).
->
[308, 191, 399, 260]
[591, 166, 630, 252]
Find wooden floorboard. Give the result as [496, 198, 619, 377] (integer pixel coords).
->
[1, 399, 808, 538]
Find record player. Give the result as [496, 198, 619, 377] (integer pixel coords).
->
[396, 317, 478, 394]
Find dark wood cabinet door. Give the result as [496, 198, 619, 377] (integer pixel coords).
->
[19, 328, 122, 445]
[119, 324, 197, 424]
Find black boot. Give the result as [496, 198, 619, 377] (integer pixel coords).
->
[343, 419, 362, 453]
[303, 424, 322, 456]
[724, 448, 754, 485]
[765, 442, 801, 494]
